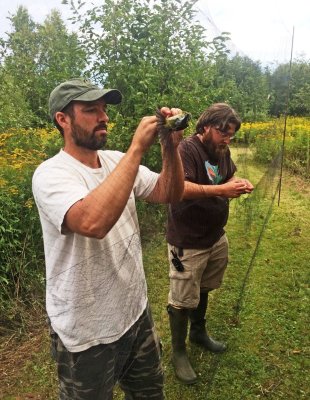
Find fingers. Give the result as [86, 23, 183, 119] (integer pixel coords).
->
[159, 107, 171, 117]
[134, 108, 185, 152]
[244, 180, 254, 191]
[140, 115, 157, 125]
[235, 178, 254, 192]
[224, 178, 254, 198]
[232, 181, 250, 196]
[170, 107, 183, 116]
[159, 107, 183, 118]
[132, 116, 158, 151]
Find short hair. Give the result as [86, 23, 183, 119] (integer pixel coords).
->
[53, 102, 75, 136]
[195, 103, 241, 134]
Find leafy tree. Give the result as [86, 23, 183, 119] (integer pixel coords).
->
[68, 0, 215, 114]
[0, 8, 39, 129]
[1, 6, 87, 125]
[287, 58, 310, 115]
[0, 68, 37, 130]
[269, 57, 310, 116]
[268, 63, 290, 116]
[208, 55, 270, 120]
[2, 7, 39, 121]
[66, 0, 229, 168]
[35, 9, 87, 122]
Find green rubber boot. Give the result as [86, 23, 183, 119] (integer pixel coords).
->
[167, 305, 197, 384]
[189, 292, 227, 353]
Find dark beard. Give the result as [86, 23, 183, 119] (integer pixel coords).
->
[71, 122, 107, 150]
[203, 136, 228, 162]
[202, 135, 229, 177]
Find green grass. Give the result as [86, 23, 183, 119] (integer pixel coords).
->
[1, 149, 309, 399]
[144, 150, 309, 399]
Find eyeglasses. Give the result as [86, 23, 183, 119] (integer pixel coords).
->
[213, 127, 235, 140]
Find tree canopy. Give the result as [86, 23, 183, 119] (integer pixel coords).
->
[0, 0, 309, 134]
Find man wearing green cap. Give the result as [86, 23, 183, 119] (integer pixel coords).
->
[32, 78, 184, 399]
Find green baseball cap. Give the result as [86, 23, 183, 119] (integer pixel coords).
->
[49, 78, 122, 119]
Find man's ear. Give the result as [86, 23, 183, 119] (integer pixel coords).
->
[203, 125, 211, 134]
[55, 111, 70, 129]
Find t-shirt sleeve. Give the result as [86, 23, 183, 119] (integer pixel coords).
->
[32, 165, 89, 233]
[133, 164, 159, 199]
[104, 150, 159, 200]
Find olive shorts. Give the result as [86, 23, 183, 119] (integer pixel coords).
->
[50, 304, 164, 400]
[168, 234, 229, 309]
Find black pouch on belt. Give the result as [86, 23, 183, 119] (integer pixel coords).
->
[170, 248, 184, 272]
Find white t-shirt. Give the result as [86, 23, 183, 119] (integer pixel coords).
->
[32, 149, 158, 352]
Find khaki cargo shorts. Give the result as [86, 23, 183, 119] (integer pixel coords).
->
[168, 234, 229, 309]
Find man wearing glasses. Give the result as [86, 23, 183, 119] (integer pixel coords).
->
[166, 103, 254, 384]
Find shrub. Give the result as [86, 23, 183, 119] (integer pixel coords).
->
[237, 117, 310, 178]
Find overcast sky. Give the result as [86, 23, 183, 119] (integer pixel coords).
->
[0, 0, 309, 65]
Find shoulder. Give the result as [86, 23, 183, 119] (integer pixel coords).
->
[32, 150, 84, 189]
[181, 135, 202, 151]
[33, 151, 63, 177]
[179, 135, 203, 160]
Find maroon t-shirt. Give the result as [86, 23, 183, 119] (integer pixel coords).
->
[166, 135, 237, 249]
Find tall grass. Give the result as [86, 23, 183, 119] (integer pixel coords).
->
[237, 117, 310, 179]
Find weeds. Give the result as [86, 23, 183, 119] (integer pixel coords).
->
[0, 127, 309, 398]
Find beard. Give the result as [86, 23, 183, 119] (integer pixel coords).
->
[71, 121, 108, 150]
[202, 132, 229, 177]
[202, 132, 228, 162]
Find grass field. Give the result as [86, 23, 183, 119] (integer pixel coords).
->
[1, 150, 309, 399]
[142, 151, 309, 400]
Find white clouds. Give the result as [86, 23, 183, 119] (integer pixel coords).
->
[0, 0, 309, 64]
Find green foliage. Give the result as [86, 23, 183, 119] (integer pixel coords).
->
[209, 55, 270, 120]
[66, 0, 232, 167]
[0, 0, 308, 147]
[34, 10, 87, 122]
[269, 57, 310, 116]
[237, 117, 310, 179]
[3, 160, 309, 399]
[0, 168, 44, 329]
[0, 0, 309, 138]
[0, 127, 62, 330]
[69, 0, 215, 113]
[0, 2, 309, 396]
[0, 69, 38, 130]
[288, 58, 310, 115]
[0, 6, 87, 126]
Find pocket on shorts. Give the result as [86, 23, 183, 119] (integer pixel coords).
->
[169, 270, 195, 306]
[169, 270, 192, 280]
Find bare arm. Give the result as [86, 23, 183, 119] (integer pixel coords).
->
[146, 129, 184, 203]
[64, 115, 161, 239]
[183, 178, 254, 200]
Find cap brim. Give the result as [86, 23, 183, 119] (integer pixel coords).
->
[75, 88, 122, 105]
